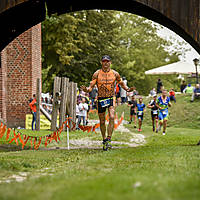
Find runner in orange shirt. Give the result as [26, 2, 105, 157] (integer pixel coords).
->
[81, 55, 135, 150]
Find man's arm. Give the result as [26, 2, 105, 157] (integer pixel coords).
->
[80, 70, 99, 93]
[156, 100, 162, 110]
[115, 71, 135, 92]
[147, 103, 153, 109]
[127, 102, 133, 107]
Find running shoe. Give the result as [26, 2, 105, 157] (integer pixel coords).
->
[102, 139, 108, 151]
[102, 138, 112, 151]
[162, 132, 166, 135]
[106, 139, 112, 150]
[156, 128, 158, 133]
[128, 121, 132, 124]
[138, 129, 142, 132]
[197, 140, 200, 145]
[134, 125, 137, 128]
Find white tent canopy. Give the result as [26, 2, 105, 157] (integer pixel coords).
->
[145, 61, 200, 75]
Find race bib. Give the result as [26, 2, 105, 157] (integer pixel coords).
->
[162, 110, 167, 115]
[138, 111, 143, 116]
[153, 110, 158, 114]
[99, 98, 111, 108]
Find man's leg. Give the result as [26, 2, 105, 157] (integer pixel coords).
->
[98, 112, 106, 140]
[78, 115, 81, 126]
[138, 118, 142, 131]
[107, 106, 115, 138]
[31, 113, 34, 130]
[134, 114, 137, 128]
[152, 118, 155, 131]
[155, 118, 159, 132]
[32, 112, 36, 130]
[83, 116, 86, 126]
[163, 119, 167, 135]
[173, 96, 176, 103]
[158, 112, 163, 131]
[129, 114, 133, 124]
[191, 93, 195, 102]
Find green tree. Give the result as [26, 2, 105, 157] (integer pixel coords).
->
[42, 10, 187, 94]
[111, 12, 183, 94]
[42, 10, 119, 92]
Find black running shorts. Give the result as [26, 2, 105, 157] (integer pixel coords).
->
[130, 109, 136, 116]
[151, 111, 158, 120]
[97, 97, 114, 113]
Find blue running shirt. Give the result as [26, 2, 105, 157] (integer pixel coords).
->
[137, 103, 145, 115]
[156, 96, 170, 111]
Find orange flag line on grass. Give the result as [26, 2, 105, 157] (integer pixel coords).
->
[0, 112, 124, 150]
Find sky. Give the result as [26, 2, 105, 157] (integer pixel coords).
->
[156, 24, 200, 64]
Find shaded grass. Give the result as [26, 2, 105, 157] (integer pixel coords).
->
[0, 94, 200, 199]
[0, 127, 200, 200]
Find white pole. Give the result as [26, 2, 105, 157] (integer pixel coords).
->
[67, 115, 70, 150]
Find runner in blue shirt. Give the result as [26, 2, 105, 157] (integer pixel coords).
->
[156, 89, 172, 135]
[136, 97, 146, 132]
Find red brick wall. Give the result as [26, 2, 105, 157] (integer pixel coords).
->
[0, 24, 41, 128]
[0, 49, 7, 123]
[32, 24, 42, 93]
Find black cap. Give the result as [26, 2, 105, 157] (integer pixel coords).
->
[102, 55, 111, 61]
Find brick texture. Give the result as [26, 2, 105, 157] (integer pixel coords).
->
[0, 24, 41, 128]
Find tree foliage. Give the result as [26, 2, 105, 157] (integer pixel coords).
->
[42, 10, 186, 94]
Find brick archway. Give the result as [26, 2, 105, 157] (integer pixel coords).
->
[0, 0, 200, 127]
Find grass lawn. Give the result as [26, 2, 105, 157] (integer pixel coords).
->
[0, 126, 200, 200]
[0, 94, 200, 200]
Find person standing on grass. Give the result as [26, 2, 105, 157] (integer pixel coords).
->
[156, 89, 172, 135]
[157, 78, 163, 94]
[169, 88, 176, 103]
[147, 94, 159, 133]
[136, 97, 146, 132]
[29, 94, 37, 131]
[76, 100, 80, 130]
[115, 83, 121, 106]
[78, 97, 88, 126]
[191, 84, 200, 102]
[120, 77, 128, 104]
[128, 95, 137, 128]
[80, 55, 135, 151]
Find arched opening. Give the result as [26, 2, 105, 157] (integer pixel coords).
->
[0, 1, 199, 128]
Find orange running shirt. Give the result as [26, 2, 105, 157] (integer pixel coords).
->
[92, 69, 121, 98]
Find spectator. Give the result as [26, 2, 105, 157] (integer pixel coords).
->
[78, 97, 88, 126]
[29, 94, 37, 130]
[120, 77, 127, 104]
[169, 88, 176, 103]
[183, 84, 194, 94]
[89, 85, 98, 109]
[180, 81, 187, 93]
[157, 78, 163, 93]
[85, 93, 90, 125]
[133, 89, 138, 96]
[115, 83, 121, 106]
[150, 88, 156, 97]
[191, 84, 200, 102]
[76, 100, 80, 130]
